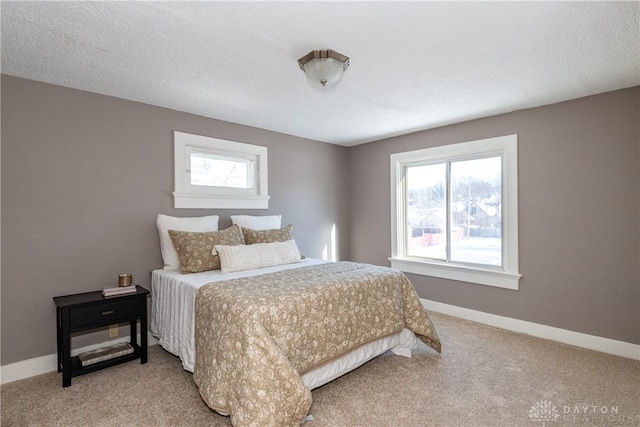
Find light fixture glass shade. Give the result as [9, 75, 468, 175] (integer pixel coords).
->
[298, 49, 349, 89]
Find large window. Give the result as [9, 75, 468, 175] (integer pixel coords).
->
[390, 134, 521, 290]
[173, 132, 270, 209]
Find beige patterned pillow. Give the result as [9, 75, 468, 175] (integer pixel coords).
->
[168, 225, 244, 273]
[242, 224, 294, 245]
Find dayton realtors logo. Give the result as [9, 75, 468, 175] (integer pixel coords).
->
[529, 400, 560, 426]
[529, 400, 639, 425]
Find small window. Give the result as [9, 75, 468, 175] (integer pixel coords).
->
[174, 132, 269, 209]
[390, 134, 521, 290]
[189, 151, 253, 189]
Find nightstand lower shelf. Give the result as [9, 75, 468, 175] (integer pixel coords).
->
[68, 344, 142, 377]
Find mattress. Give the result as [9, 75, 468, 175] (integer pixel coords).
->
[151, 258, 426, 390]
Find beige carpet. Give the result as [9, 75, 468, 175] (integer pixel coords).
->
[2, 313, 639, 426]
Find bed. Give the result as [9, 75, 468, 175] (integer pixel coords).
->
[153, 207, 439, 426]
[151, 258, 441, 426]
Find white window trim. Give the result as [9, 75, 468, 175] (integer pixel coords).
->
[389, 134, 521, 290]
[173, 131, 269, 209]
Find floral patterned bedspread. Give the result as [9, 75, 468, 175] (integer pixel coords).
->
[193, 261, 441, 427]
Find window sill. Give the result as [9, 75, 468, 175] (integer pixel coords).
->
[173, 192, 270, 209]
[389, 257, 521, 290]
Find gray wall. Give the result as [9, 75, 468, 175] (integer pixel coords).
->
[349, 86, 640, 345]
[2, 75, 638, 367]
[1, 75, 350, 365]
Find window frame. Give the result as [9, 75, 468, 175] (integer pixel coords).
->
[173, 131, 270, 209]
[390, 134, 521, 290]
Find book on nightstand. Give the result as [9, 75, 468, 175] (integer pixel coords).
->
[78, 342, 134, 367]
[102, 285, 137, 297]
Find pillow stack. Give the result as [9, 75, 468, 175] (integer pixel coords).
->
[156, 214, 219, 271]
[156, 214, 303, 274]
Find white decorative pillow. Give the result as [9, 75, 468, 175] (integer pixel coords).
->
[230, 215, 281, 230]
[215, 240, 302, 274]
[156, 214, 219, 271]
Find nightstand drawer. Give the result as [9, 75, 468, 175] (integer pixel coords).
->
[69, 299, 139, 329]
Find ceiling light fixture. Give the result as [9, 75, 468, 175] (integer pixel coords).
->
[298, 49, 350, 88]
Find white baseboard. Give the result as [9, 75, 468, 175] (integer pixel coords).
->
[421, 299, 640, 361]
[3, 303, 638, 385]
[0, 333, 158, 385]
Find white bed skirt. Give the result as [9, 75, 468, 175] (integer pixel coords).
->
[150, 259, 424, 390]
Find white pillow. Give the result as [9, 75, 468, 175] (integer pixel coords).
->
[215, 240, 302, 274]
[230, 215, 281, 230]
[156, 214, 219, 271]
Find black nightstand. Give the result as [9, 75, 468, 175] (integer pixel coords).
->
[53, 285, 149, 387]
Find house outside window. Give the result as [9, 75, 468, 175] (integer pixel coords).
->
[390, 134, 521, 290]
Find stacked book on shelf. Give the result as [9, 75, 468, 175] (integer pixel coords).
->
[78, 342, 134, 367]
[102, 285, 137, 297]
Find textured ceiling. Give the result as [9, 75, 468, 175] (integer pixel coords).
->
[1, 2, 639, 146]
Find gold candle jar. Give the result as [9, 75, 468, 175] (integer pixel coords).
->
[118, 274, 133, 287]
